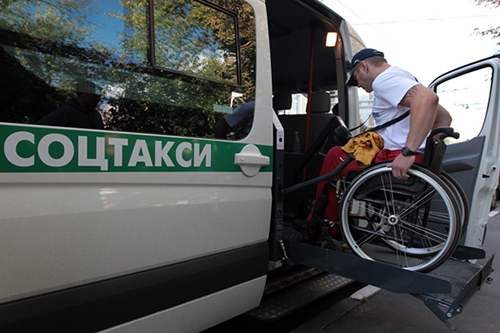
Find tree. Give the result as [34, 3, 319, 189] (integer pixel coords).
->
[474, 0, 500, 49]
[474, 0, 500, 7]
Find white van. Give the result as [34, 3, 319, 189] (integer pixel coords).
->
[0, 0, 495, 332]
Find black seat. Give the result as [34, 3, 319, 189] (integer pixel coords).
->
[273, 90, 292, 112]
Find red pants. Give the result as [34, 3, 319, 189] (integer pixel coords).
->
[312, 146, 424, 222]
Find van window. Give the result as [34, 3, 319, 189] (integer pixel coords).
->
[434, 67, 492, 143]
[153, 1, 240, 84]
[357, 89, 375, 128]
[277, 92, 339, 115]
[0, 0, 255, 138]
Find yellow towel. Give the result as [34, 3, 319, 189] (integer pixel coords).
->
[341, 131, 384, 169]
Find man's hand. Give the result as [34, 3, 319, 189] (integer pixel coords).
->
[387, 154, 415, 179]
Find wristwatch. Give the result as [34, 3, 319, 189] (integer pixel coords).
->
[401, 146, 417, 157]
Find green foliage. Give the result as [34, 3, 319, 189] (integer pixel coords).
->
[0, 0, 256, 137]
[0, 0, 94, 44]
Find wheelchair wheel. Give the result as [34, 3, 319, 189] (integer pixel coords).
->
[339, 163, 461, 272]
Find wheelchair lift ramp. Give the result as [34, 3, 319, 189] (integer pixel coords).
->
[283, 239, 494, 330]
[415, 254, 494, 330]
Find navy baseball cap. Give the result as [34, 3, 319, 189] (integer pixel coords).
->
[346, 48, 385, 86]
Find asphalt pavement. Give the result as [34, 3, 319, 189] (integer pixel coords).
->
[291, 209, 500, 333]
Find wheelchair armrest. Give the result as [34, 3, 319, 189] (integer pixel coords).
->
[429, 126, 460, 140]
[441, 131, 460, 140]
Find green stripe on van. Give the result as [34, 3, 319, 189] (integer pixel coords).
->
[0, 124, 273, 173]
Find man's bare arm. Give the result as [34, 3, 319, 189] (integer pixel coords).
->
[400, 84, 440, 151]
[432, 103, 452, 129]
[388, 84, 443, 179]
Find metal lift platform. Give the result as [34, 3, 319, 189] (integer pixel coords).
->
[249, 236, 493, 331]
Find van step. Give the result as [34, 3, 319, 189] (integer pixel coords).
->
[246, 271, 353, 320]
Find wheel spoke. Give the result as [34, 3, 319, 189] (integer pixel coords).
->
[340, 165, 460, 272]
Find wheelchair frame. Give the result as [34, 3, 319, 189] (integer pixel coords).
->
[284, 127, 467, 273]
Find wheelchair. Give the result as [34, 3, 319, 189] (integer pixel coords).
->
[302, 127, 467, 273]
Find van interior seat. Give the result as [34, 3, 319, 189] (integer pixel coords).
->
[277, 91, 334, 220]
[310, 90, 331, 114]
[273, 90, 292, 111]
[277, 90, 333, 152]
[308, 91, 333, 146]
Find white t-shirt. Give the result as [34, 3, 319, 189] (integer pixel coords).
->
[372, 66, 424, 152]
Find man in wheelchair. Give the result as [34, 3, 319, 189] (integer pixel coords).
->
[305, 49, 455, 272]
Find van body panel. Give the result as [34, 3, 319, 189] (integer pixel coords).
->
[0, 116, 272, 303]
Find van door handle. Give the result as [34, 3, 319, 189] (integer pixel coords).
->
[235, 144, 270, 177]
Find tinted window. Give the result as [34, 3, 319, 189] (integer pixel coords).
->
[154, 1, 240, 84]
[0, 0, 255, 138]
